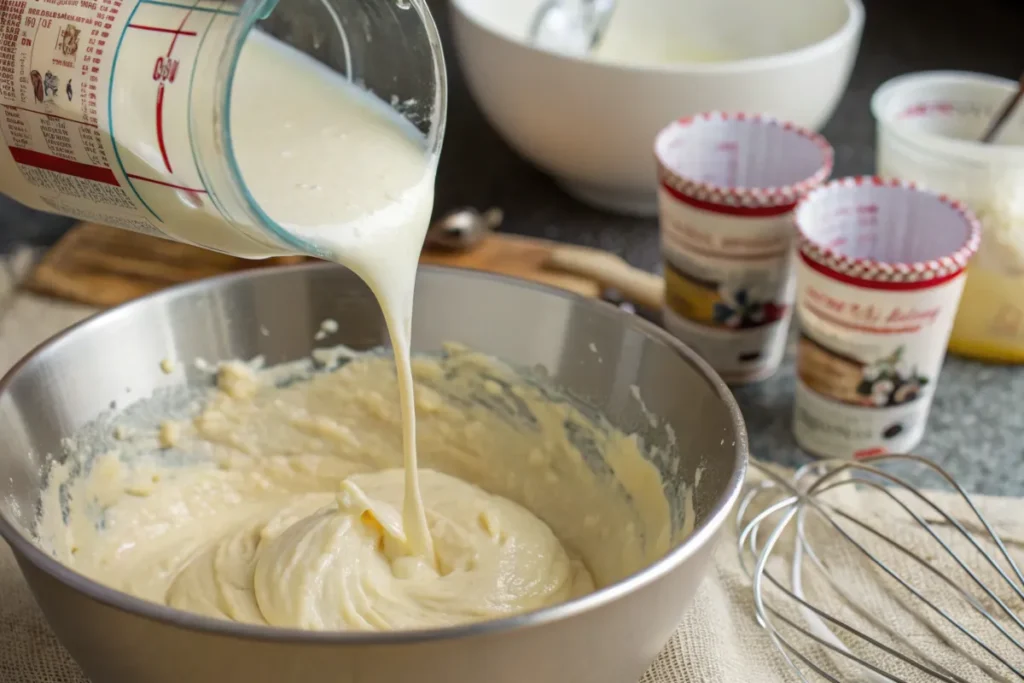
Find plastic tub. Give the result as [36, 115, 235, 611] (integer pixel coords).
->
[871, 71, 1024, 362]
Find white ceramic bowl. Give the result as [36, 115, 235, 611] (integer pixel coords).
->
[450, 0, 864, 216]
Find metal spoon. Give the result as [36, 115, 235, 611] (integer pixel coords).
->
[979, 71, 1024, 144]
[527, 0, 616, 56]
[424, 207, 503, 251]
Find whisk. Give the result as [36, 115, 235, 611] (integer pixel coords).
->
[526, 0, 616, 56]
[737, 455, 1024, 682]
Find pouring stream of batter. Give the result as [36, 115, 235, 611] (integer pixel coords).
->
[230, 31, 439, 566]
[34, 31, 675, 631]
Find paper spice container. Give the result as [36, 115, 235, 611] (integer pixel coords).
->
[655, 112, 833, 384]
[793, 176, 981, 459]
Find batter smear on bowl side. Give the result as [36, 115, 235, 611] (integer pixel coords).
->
[36, 345, 676, 630]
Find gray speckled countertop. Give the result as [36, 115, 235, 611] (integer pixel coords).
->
[1, 0, 1022, 494]
[735, 344, 1024, 496]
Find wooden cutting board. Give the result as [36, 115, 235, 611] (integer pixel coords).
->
[25, 223, 601, 308]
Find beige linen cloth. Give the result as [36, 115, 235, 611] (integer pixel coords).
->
[2, 250, 1023, 682]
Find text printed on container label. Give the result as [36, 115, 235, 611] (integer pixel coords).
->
[0, 0, 239, 239]
[792, 258, 966, 458]
[659, 185, 797, 382]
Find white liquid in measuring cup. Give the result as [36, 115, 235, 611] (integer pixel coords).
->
[0, 2, 438, 563]
[228, 33, 438, 563]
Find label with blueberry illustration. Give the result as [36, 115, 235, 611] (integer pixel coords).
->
[659, 188, 797, 382]
[793, 258, 968, 458]
[797, 338, 930, 408]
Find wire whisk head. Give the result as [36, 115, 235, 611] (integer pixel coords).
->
[737, 454, 1024, 682]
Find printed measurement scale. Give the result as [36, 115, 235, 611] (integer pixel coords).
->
[0, 0, 260, 242]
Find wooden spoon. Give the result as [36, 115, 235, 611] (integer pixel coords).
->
[544, 245, 664, 311]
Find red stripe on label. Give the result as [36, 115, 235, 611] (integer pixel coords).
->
[798, 252, 965, 291]
[9, 147, 118, 185]
[660, 182, 798, 218]
[156, 84, 172, 173]
[802, 301, 922, 335]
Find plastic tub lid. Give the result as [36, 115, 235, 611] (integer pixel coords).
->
[871, 71, 1024, 163]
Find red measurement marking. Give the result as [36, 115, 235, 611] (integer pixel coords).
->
[155, 84, 172, 173]
[147, 4, 195, 174]
[899, 102, 955, 119]
[2, 104, 99, 128]
[126, 24, 197, 36]
[166, 6, 195, 57]
[9, 146, 118, 184]
[126, 173, 207, 193]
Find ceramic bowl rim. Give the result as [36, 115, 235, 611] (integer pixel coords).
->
[450, 0, 865, 76]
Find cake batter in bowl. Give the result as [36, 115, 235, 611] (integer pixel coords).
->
[0, 264, 747, 683]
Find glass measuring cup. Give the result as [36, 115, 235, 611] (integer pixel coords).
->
[0, 0, 447, 257]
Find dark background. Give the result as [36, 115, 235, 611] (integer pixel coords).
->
[0, 1, 1021, 492]
[1, 0, 1021, 258]
[427, 0, 1023, 270]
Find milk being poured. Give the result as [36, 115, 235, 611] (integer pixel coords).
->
[228, 33, 438, 561]
[0, 7, 439, 560]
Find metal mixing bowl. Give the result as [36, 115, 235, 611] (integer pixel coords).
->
[0, 264, 747, 683]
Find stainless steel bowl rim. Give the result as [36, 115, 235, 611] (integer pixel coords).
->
[0, 263, 748, 644]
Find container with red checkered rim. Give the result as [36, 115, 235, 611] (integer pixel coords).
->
[792, 176, 981, 459]
[654, 112, 833, 384]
